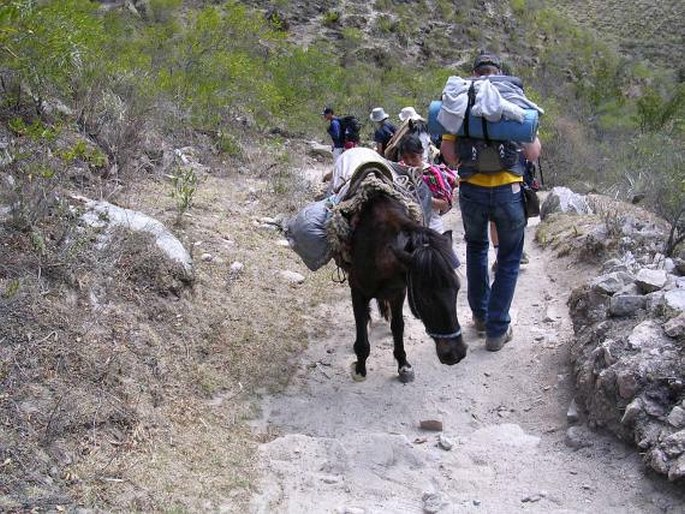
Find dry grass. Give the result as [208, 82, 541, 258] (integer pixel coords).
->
[0, 136, 338, 511]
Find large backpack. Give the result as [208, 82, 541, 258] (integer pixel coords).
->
[456, 80, 523, 176]
[339, 115, 362, 144]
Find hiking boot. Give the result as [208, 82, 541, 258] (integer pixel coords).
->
[485, 326, 513, 352]
[520, 251, 530, 265]
[473, 318, 486, 334]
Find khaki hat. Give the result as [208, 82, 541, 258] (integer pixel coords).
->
[398, 106, 423, 122]
[369, 107, 389, 122]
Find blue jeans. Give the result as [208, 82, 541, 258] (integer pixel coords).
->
[459, 181, 526, 338]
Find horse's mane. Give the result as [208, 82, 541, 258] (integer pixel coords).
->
[406, 228, 459, 319]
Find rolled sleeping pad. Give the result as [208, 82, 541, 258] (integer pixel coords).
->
[427, 100, 539, 143]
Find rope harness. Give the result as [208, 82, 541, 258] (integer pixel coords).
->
[326, 167, 424, 270]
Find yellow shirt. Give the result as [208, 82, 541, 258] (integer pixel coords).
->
[441, 133, 523, 187]
[462, 171, 522, 187]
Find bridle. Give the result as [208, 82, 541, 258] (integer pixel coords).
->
[426, 327, 462, 339]
[407, 268, 461, 340]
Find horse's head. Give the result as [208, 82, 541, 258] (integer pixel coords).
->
[396, 229, 468, 365]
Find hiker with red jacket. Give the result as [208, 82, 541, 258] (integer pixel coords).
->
[439, 52, 543, 352]
[399, 133, 457, 234]
[322, 106, 345, 163]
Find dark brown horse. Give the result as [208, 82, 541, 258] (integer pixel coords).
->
[348, 193, 467, 382]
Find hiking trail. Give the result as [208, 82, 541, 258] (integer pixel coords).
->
[248, 165, 685, 514]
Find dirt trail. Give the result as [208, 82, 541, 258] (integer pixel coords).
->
[249, 171, 685, 513]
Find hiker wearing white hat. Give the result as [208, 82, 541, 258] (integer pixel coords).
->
[383, 106, 436, 163]
[398, 106, 424, 122]
[369, 107, 396, 156]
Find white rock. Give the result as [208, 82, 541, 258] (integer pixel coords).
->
[77, 196, 193, 280]
[279, 270, 305, 284]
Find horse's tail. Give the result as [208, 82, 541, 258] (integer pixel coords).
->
[376, 299, 391, 322]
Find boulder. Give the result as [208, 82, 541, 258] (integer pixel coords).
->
[76, 195, 194, 281]
[540, 186, 592, 220]
[635, 268, 668, 293]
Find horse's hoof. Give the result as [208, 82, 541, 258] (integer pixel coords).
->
[351, 361, 366, 382]
[398, 365, 415, 383]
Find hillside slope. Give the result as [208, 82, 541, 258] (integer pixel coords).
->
[553, 0, 684, 69]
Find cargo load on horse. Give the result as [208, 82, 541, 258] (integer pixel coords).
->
[285, 148, 466, 381]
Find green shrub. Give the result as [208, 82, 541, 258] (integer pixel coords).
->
[0, 0, 105, 108]
[169, 165, 198, 216]
[322, 10, 340, 27]
[8, 118, 58, 142]
[60, 139, 107, 169]
[216, 132, 243, 158]
[376, 15, 395, 34]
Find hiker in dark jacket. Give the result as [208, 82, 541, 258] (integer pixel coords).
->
[440, 52, 542, 352]
[370, 107, 396, 156]
[323, 106, 344, 163]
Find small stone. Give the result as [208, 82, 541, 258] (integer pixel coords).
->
[422, 492, 448, 514]
[201, 253, 213, 262]
[661, 430, 685, 457]
[419, 419, 443, 431]
[668, 406, 685, 428]
[521, 494, 542, 503]
[438, 433, 454, 450]
[621, 398, 643, 425]
[668, 453, 685, 481]
[664, 313, 685, 339]
[473, 499, 481, 506]
[230, 261, 244, 273]
[279, 270, 305, 284]
[635, 268, 668, 293]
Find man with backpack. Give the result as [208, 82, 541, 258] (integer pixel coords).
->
[322, 106, 345, 163]
[370, 107, 396, 156]
[439, 52, 542, 352]
[323, 107, 361, 163]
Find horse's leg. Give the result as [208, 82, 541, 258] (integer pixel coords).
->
[390, 292, 415, 383]
[351, 287, 371, 381]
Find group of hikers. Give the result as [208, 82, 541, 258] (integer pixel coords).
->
[320, 52, 543, 352]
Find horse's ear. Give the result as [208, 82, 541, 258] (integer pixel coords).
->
[391, 232, 414, 266]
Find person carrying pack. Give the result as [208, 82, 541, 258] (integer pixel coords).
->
[370, 107, 397, 156]
[384, 106, 438, 163]
[339, 115, 362, 149]
[323, 107, 361, 163]
[322, 106, 344, 163]
[439, 52, 543, 352]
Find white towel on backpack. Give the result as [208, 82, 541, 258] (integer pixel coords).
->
[437, 76, 543, 135]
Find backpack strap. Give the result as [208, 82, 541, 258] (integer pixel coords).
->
[481, 115, 490, 143]
[464, 81, 476, 139]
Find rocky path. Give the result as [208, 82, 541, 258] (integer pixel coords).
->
[249, 181, 685, 513]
